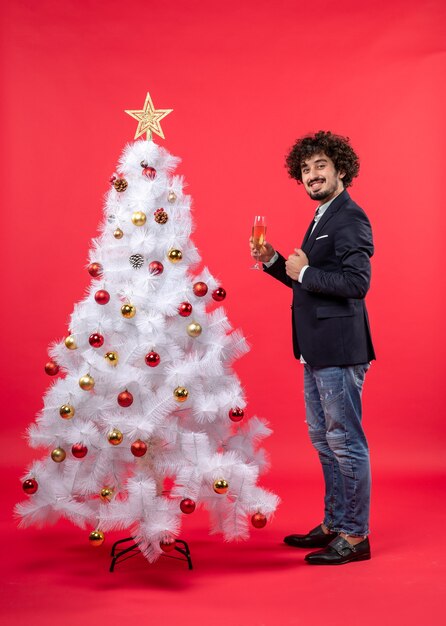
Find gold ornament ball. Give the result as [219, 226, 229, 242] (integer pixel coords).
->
[51, 447, 66, 463]
[187, 322, 202, 338]
[100, 486, 114, 502]
[108, 429, 123, 445]
[131, 211, 147, 226]
[121, 303, 136, 318]
[104, 351, 119, 366]
[174, 386, 189, 403]
[213, 478, 229, 495]
[113, 228, 124, 239]
[79, 374, 95, 390]
[59, 404, 75, 419]
[167, 190, 177, 203]
[64, 335, 77, 350]
[89, 530, 105, 547]
[167, 249, 183, 263]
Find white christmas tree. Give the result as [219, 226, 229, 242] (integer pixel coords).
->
[16, 93, 279, 563]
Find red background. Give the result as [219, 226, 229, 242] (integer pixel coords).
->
[1, 1, 445, 625]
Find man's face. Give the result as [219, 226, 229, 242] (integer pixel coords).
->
[301, 152, 345, 203]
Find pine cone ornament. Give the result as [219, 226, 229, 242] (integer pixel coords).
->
[113, 178, 128, 192]
[154, 209, 168, 224]
[129, 254, 144, 269]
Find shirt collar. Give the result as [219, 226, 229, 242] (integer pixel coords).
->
[315, 190, 343, 220]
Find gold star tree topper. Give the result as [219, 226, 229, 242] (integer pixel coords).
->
[125, 92, 173, 140]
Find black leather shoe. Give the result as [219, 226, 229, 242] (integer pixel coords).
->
[284, 524, 337, 548]
[305, 536, 371, 565]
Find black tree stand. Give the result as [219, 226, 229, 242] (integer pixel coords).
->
[109, 537, 193, 572]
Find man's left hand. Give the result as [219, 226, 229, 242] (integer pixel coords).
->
[285, 249, 309, 280]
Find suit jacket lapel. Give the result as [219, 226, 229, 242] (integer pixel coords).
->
[302, 190, 350, 254]
[301, 219, 315, 247]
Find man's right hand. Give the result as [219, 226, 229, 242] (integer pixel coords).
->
[249, 237, 275, 263]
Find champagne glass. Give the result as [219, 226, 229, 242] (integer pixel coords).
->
[250, 215, 267, 270]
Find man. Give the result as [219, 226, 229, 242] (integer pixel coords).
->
[250, 130, 375, 565]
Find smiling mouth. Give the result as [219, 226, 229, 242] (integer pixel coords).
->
[309, 180, 325, 189]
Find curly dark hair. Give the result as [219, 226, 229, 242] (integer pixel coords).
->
[285, 130, 360, 187]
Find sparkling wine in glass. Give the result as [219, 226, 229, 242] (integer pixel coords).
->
[251, 215, 267, 270]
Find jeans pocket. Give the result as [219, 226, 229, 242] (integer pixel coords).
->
[353, 363, 370, 388]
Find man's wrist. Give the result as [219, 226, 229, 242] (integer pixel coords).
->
[263, 251, 278, 267]
[298, 265, 309, 282]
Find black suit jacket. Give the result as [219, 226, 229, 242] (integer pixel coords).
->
[264, 190, 376, 367]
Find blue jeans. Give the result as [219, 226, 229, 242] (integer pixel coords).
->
[304, 363, 371, 536]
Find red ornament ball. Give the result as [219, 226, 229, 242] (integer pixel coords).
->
[149, 261, 164, 275]
[180, 498, 196, 514]
[193, 282, 208, 297]
[89, 333, 104, 348]
[212, 287, 226, 302]
[94, 290, 110, 305]
[109, 174, 117, 184]
[160, 538, 176, 552]
[229, 408, 244, 422]
[178, 302, 192, 317]
[22, 478, 38, 494]
[131, 440, 147, 457]
[251, 512, 267, 529]
[88, 262, 103, 278]
[142, 166, 157, 180]
[72, 443, 88, 458]
[117, 390, 133, 407]
[45, 360, 59, 376]
[145, 351, 160, 367]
